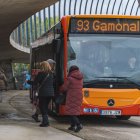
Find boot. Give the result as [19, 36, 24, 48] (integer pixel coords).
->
[74, 124, 83, 132]
[39, 123, 49, 127]
[68, 125, 76, 131]
[32, 114, 40, 122]
[39, 115, 49, 127]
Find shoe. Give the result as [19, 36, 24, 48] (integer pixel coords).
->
[32, 115, 40, 122]
[74, 124, 83, 132]
[39, 123, 50, 127]
[68, 126, 76, 131]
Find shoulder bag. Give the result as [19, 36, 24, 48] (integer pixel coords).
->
[55, 92, 66, 105]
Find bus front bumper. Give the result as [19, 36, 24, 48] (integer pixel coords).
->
[81, 104, 140, 116]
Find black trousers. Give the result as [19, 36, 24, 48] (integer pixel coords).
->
[39, 96, 52, 124]
[70, 115, 80, 127]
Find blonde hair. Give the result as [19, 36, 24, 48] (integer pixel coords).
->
[40, 61, 51, 73]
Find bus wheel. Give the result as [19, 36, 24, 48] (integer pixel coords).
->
[116, 116, 131, 120]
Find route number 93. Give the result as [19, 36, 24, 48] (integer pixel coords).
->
[76, 20, 90, 31]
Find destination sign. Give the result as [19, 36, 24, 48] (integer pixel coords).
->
[69, 18, 140, 34]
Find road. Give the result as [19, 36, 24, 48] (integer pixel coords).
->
[50, 114, 140, 140]
[0, 90, 82, 140]
[1, 90, 140, 140]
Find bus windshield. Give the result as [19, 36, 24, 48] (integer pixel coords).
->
[67, 34, 140, 83]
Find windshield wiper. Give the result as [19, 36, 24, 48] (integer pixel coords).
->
[84, 77, 125, 84]
[84, 79, 101, 84]
[96, 76, 140, 90]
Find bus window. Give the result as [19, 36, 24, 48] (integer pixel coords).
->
[68, 34, 140, 81]
[68, 42, 76, 61]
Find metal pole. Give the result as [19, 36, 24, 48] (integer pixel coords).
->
[69, 0, 72, 15]
[106, 0, 111, 14]
[39, 11, 42, 36]
[18, 26, 21, 45]
[74, 0, 77, 15]
[100, 0, 105, 14]
[21, 23, 25, 46]
[124, 0, 130, 15]
[84, 0, 88, 14]
[26, 20, 29, 46]
[90, 0, 94, 14]
[64, 0, 66, 15]
[59, 1, 61, 20]
[48, 6, 51, 29]
[130, 0, 137, 15]
[53, 4, 56, 25]
[30, 16, 33, 43]
[118, 0, 123, 15]
[112, 0, 117, 14]
[43, 9, 47, 32]
[34, 14, 37, 39]
[95, 0, 100, 14]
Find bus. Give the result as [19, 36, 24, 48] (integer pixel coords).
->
[31, 15, 140, 119]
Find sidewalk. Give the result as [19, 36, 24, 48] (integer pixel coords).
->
[0, 90, 83, 140]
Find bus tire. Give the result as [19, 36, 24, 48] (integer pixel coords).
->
[116, 116, 131, 120]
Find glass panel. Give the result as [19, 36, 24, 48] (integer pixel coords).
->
[68, 34, 140, 82]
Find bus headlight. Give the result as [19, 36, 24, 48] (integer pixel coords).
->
[84, 90, 89, 97]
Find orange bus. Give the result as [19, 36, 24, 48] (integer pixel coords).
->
[31, 15, 140, 120]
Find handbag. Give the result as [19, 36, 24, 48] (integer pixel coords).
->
[55, 93, 66, 104]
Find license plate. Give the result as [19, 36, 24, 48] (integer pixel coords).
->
[100, 110, 121, 115]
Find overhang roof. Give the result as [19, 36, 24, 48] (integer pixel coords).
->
[0, 0, 58, 63]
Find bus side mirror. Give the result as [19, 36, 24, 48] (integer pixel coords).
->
[53, 39, 61, 53]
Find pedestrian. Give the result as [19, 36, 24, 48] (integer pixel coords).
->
[27, 75, 41, 122]
[31, 59, 56, 122]
[34, 61, 54, 127]
[46, 59, 56, 89]
[0, 70, 8, 91]
[23, 72, 31, 90]
[60, 65, 83, 132]
[0, 70, 8, 102]
[127, 56, 137, 71]
[46, 59, 56, 73]
[31, 97, 41, 122]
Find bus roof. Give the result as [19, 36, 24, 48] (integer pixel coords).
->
[64, 14, 140, 19]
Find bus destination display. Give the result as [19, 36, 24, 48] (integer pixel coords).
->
[69, 18, 140, 34]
